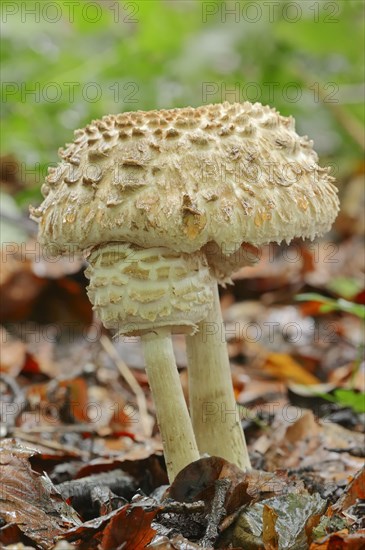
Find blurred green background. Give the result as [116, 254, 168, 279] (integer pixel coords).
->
[1, 0, 364, 206]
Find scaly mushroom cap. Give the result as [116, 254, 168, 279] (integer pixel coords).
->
[31, 102, 339, 260]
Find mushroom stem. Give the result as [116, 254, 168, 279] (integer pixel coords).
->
[141, 328, 200, 482]
[186, 283, 251, 470]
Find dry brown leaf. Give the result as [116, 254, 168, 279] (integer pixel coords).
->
[169, 457, 296, 515]
[264, 409, 320, 466]
[0, 328, 27, 376]
[329, 466, 365, 515]
[263, 353, 320, 385]
[309, 529, 365, 549]
[0, 442, 79, 549]
[260, 408, 364, 489]
[0, 247, 45, 322]
[262, 504, 279, 549]
[100, 505, 158, 550]
[285, 409, 320, 444]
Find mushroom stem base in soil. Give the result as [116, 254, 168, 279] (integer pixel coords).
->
[141, 329, 200, 482]
[186, 283, 251, 471]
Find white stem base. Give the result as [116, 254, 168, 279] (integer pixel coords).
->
[186, 284, 251, 470]
[141, 329, 200, 482]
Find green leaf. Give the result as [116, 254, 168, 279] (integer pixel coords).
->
[295, 294, 365, 319]
[312, 515, 348, 540]
[296, 293, 332, 303]
[327, 277, 364, 300]
[336, 299, 365, 320]
[333, 389, 365, 413]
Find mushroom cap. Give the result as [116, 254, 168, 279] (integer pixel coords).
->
[31, 102, 339, 257]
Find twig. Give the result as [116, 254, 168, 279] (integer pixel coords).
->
[12, 432, 90, 458]
[0, 373, 27, 433]
[13, 423, 104, 433]
[100, 335, 152, 438]
[325, 446, 365, 458]
[201, 478, 231, 547]
[56, 469, 136, 502]
[162, 500, 206, 514]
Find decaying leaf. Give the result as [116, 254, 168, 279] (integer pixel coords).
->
[309, 528, 365, 549]
[61, 500, 159, 549]
[169, 456, 301, 515]
[262, 504, 279, 549]
[0, 441, 80, 549]
[329, 466, 365, 515]
[231, 492, 326, 550]
[100, 504, 158, 549]
[62, 506, 123, 547]
[263, 353, 320, 385]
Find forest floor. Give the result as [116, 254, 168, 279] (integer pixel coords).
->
[0, 163, 364, 549]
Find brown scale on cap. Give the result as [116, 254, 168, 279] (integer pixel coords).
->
[30, 101, 339, 280]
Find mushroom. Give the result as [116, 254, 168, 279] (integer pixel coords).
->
[30, 102, 339, 479]
[85, 243, 212, 481]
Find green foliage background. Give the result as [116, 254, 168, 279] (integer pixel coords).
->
[1, 0, 364, 203]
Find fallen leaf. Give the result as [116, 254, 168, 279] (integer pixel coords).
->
[263, 353, 320, 385]
[329, 466, 365, 515]
[0, 523, 29, 546]
[148, 534, 203, 549]
[263, 409, 364, 484]
[0, 441, 80, 549]
[59, 376, 89, 423]
[262, 504, 279, 549]
[285, 409, 320, 444]
[100, 504, 158, 550]
[232, 492, 326, 550]
[0, 245, 46, 322]
[21, 352, 41, 374]
[0, 328, 27, 376]
[169, 457, 298, 515]
[62, 507, 122, 546]
[309, 529, 365, 549]
[74, 445, 167, 492]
